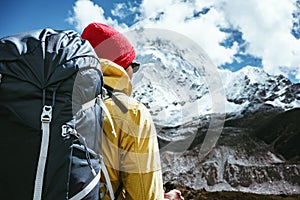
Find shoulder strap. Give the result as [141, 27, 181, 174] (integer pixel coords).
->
[104, 85, 128, 114]
[114, 182, 123, 200]
[100, 159, 115, 200]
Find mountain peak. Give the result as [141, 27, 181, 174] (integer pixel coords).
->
[132, 35, 300, 127]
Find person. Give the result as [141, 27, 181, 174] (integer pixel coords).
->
[82, 23, 184, 200]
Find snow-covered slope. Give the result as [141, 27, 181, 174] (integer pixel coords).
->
[131, 32, 300, 128]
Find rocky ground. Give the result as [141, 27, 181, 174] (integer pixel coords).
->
[165, 183, 300, 200]
[159, 108, 300, 199]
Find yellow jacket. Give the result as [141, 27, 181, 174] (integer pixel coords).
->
[100, 59, 164, 200]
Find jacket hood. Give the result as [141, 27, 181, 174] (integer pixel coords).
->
[100, 59, 132, 96]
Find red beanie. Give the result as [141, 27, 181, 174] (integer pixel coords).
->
[81, 23, 136, 69]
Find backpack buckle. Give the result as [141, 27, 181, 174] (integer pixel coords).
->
[61, 125, 71, 139]
[41, 105, 52, 123]
[61, 124, 79, 139]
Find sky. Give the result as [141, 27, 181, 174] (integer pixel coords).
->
[1, 0, 300, 83]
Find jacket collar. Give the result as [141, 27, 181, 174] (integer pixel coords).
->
[100, 58, 132, 96]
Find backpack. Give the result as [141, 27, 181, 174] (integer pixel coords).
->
[0, 29, 115, 200]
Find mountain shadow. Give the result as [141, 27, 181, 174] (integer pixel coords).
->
[254, 108, 300, 161]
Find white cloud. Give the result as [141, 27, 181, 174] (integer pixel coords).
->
[111, 2, 139, 19]
[67, 0, 127, 33]
[68, 0, 300, 81]
[140, 0, 174, 18]
[111, 3, 127, 18]
[218, 0, 300, 79]
[136, 0, 237, 67]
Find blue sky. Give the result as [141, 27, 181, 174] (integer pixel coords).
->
[0, 0, 106, 37]
[0, 0, 71, 37]
[1, 0, 300, 83]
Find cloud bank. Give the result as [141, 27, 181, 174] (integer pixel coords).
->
[68, 0, 300, 82]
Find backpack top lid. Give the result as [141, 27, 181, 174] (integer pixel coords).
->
[0, 29, 103, 130]
[0, 28, 100, 89]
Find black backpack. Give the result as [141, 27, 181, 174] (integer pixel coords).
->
[0, 29, 115, 200]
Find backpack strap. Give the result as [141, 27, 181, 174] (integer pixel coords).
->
[69, 168, 101, 200]
[97, 96, 117, 137]
[102, 85, 129, 199]
[114, 182, 124, 199]
[100, 158, 115, 200]
[104, 85, 128, 114]
[33, 105, 52, 200]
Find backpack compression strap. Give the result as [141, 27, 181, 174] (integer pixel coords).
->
[69, 161, 120, 200]
[33, 105, 52, 200]
[69, 169, 101, 200]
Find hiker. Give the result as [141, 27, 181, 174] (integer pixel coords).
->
[82, 23, 184, 200]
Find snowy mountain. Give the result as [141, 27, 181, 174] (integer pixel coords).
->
[131, 30, 300, 128]
[129, 31, 300, 195]
[221, 66, 300, 113]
